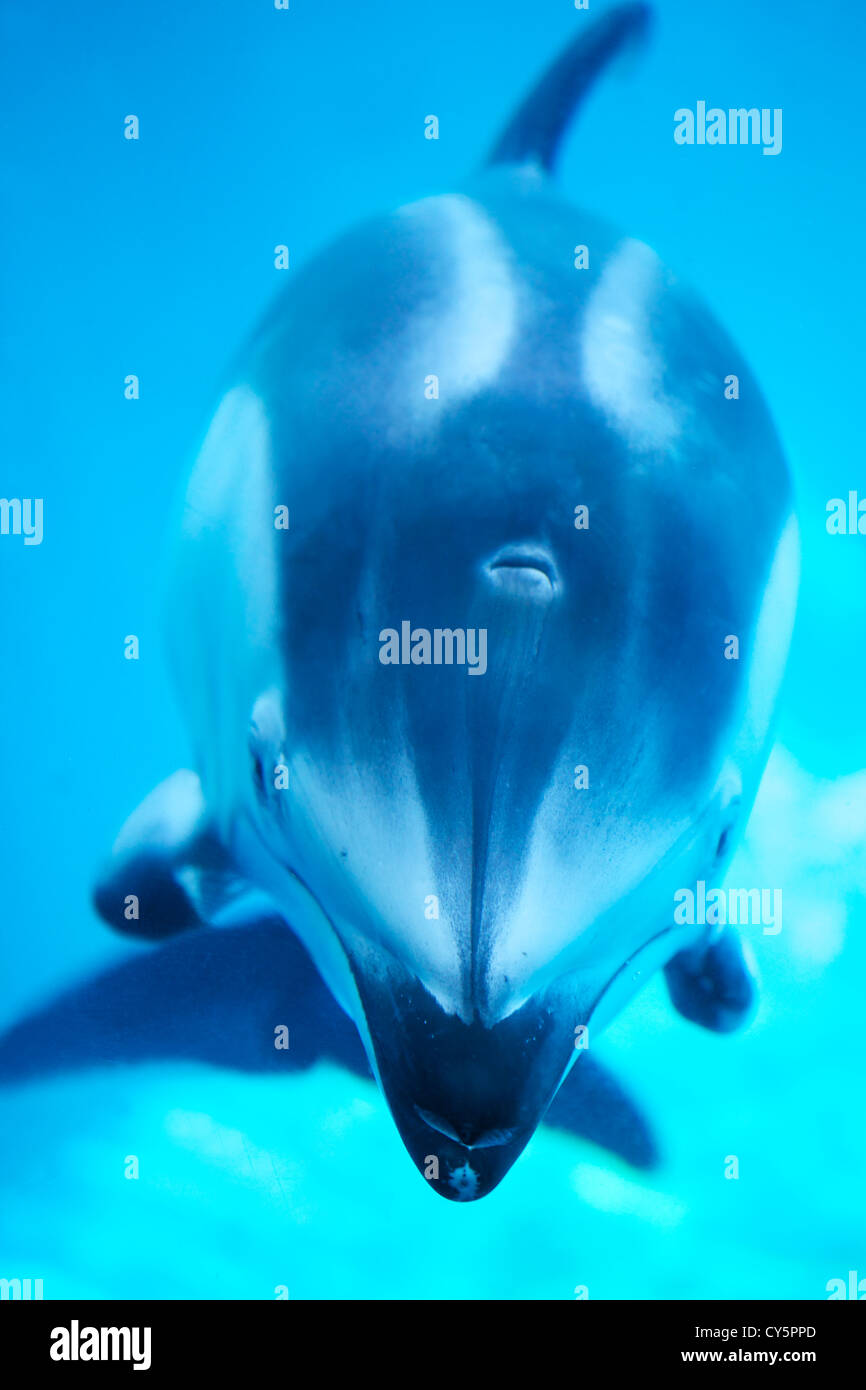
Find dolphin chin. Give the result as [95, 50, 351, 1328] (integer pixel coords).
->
[395, 1107, 534, 1203]
[347, 956, 579, 1200]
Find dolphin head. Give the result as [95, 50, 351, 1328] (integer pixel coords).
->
[234, 194, 796, 1195]
[240, 416, 784, 1199]
[176, 6, 797, 1200]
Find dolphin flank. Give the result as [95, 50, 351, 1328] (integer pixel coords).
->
[80, 3, 798, 1201]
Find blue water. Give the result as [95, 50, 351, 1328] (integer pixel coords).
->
[1, 0, 865, 1298]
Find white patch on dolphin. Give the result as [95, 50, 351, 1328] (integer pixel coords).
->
[168, 385, 280, 829]
[447, 1162, 480, 1201]
[580, 237, 681, 452]
[395, 194, 519, 414]
[739, 513, 801, 755]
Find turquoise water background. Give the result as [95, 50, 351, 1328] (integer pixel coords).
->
[1, 0, 865, 1298]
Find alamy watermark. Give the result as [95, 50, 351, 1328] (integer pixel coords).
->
[674, 103, 782, 156]
[0, 497, 43, 545]
[50, 1321, 151, 1371]
[674, 880, 782, 935]
[1, 1277, 43, 1299]
[379, 622, 487, 675]
[826, 493, 866, 534]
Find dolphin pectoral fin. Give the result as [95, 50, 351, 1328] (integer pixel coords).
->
[0, 920, 371, 1085]
[543, 1055, 659, 1170]
[664, 926, 759, 1034]
[486, 2, 651, 173]
[92, 769, 253, 940]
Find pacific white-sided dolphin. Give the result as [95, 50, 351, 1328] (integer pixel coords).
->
[86, 2, 797, 1201]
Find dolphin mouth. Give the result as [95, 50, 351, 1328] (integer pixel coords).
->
[413, 1106, 518, 1149]
[346, 950, 576, 1201]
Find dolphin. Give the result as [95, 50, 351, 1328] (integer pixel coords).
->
[80, 2, 798, 1202]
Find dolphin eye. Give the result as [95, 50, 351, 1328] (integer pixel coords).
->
[250, 745, 266, 799]
[714, 800, 741, 861]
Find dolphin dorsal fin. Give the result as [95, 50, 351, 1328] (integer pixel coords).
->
[485, 3, 651, 174]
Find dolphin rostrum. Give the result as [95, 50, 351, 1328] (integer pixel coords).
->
[89, 3, 798, 1201]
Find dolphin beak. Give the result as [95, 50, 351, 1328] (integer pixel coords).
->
[347, 954, 575, 1201]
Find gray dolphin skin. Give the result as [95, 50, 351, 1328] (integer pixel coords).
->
[92, 3, 798, 1201]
